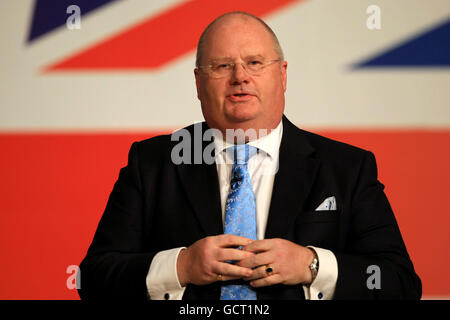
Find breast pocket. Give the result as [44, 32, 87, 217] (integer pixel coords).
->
[297, 210, 339, 223]
[294, 210, 340, 250]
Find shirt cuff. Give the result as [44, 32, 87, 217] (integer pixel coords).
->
[146, 247, 187, 300]
[302, 246, 338, 300]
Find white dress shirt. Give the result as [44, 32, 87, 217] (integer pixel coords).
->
[146, 120, 338, 300]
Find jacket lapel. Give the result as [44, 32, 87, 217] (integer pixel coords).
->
[175, 117, 320, 240]
[176, 122, 223, 236]
[264, 116, 320, 239]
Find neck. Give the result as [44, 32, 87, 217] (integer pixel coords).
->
[211, 119, 282, 145]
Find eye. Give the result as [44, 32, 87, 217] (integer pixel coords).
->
[248, 60, 263, 66]
[214, 63, 231, 70]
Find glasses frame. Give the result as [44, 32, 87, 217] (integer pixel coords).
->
[197, 59, 281, 79]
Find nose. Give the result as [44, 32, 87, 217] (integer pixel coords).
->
[229, 63, 250, 85]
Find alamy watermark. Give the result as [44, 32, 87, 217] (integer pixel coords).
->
[170, 123, 279, 175]
[66, 5, 81, 30]
[366, 265, 381, 290]
[366, 5, 381, 30]
[66, 264, 81, 290]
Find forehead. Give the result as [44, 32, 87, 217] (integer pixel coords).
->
[202, 16, 276, 61]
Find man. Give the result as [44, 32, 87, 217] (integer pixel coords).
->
[78, 12, 421, 300]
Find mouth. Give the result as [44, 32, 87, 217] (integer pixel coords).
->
[227, 92, 254, 102]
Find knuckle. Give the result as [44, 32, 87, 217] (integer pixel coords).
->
[243, 251, 254, 260]
[273, 238, 283, 246]
[252, 255, 261, 266]
[205, 267, 215, 277]
[199, 243, 209, 255]
[200, 246, 214, 262]
[222, 234, 232, 245]
[275, 250, 282, 260]
[204, 236, 214, 245]
[217, 248, 227, 261]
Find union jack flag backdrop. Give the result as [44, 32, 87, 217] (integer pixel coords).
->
[0, 0, 449, 299]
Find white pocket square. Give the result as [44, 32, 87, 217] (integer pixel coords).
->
[315, 196, 337, 211]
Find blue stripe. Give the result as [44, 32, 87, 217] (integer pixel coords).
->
[27, 0, 122, 43]
[353, 17, 450, 68]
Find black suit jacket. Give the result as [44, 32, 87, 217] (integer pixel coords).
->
[78, 116, 421, 300]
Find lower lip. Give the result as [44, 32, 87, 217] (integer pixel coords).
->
[227, 94, 254, 102]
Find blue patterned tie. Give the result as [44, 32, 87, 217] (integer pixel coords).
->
[220, 144, 258, 300]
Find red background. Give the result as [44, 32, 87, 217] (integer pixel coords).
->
[1, 129, 448, 299]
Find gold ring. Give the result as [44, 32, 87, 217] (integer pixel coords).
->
[265, 265, 273, 276]
[217, 274, 223, 281]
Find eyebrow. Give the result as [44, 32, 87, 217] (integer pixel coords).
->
[208, 54, 265, 64]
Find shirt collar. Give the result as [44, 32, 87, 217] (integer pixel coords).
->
[212, 119, 283, 160]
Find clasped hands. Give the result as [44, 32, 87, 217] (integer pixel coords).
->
[177, 234, 314, 288]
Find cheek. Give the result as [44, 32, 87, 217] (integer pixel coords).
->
[260, 81, 281, 104]
[201, 81, 224, 105]
[199, 82, 227, 121]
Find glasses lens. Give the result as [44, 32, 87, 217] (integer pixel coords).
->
[205, 60, 278, 78]
[209, 63, 230, 78]
[246, 60, 264, 73]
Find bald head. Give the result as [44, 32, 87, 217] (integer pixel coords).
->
[195, 12, 284, 67]
[193, 10, 287, 135]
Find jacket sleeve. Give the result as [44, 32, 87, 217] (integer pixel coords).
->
[77, 142, 156, 300]
[333, 151, 422, 299]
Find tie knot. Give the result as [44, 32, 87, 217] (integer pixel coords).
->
[227, 144, 257, 164]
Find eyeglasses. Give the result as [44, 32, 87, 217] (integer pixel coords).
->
[198, 59, 281, 79]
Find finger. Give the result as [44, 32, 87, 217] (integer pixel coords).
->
[238, 251, 273, 269]
[214, 261, 253, 279]
[242, 239, 273, 253]
[250, 274, 282, 288]
[215, 248, 254, 262]
[243, 265, 271, 281]
[216, 234, 254, 248]
[217, 275, 242, 282]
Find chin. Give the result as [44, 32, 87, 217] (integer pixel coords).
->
[224, 104, 260, 124]
[225, 114, 259, 129]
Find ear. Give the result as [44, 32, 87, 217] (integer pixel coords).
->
[194, 68, 201, 100]
[280, 61, 287, 92]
